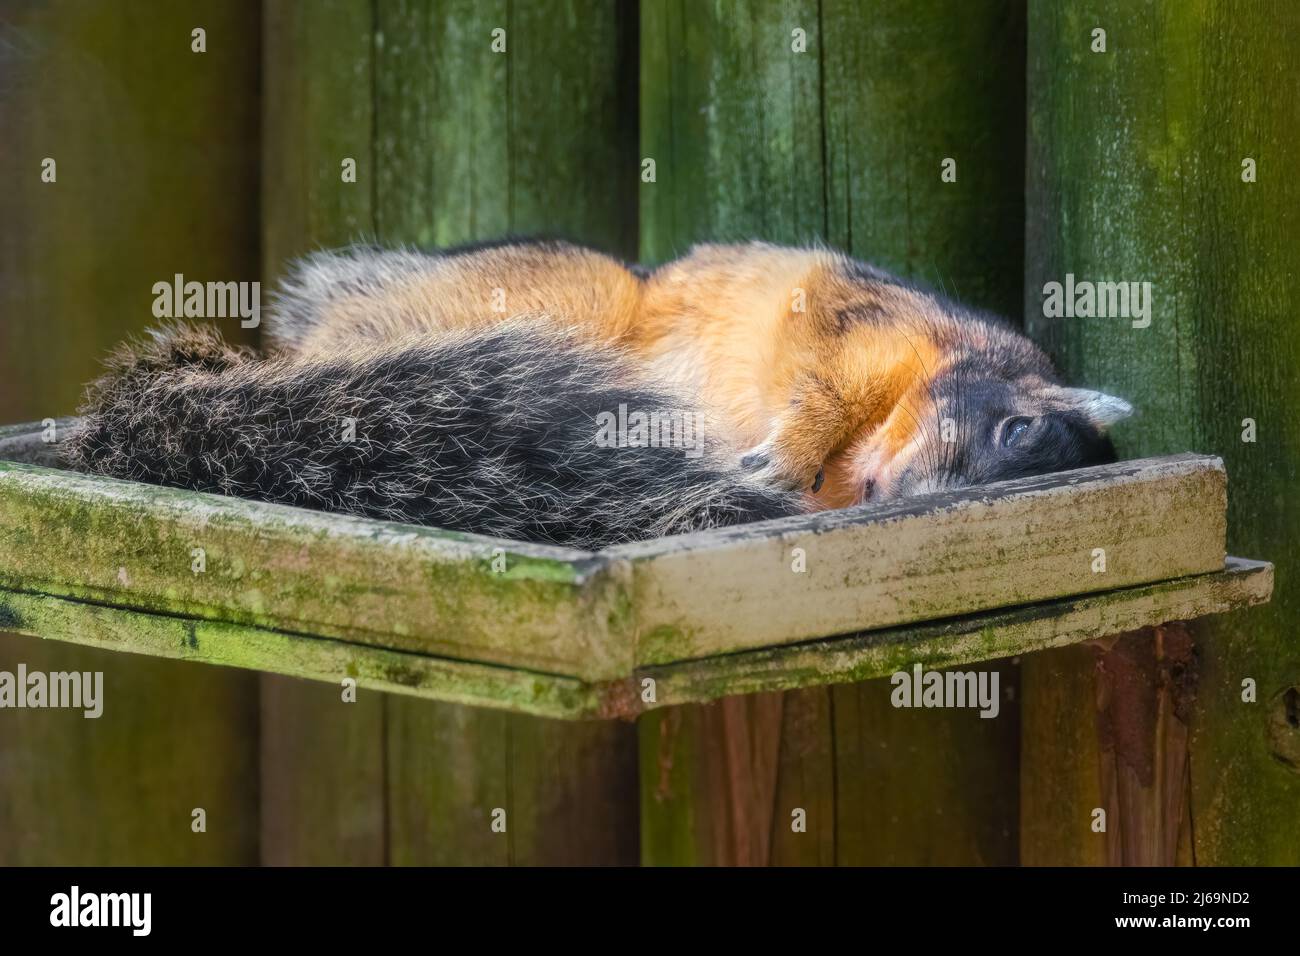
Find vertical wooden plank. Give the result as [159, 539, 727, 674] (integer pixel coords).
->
[1019, 644, 1107, 866]
[372, 0, 640, 866]
[1023, 0, 1300, 864]
[639, 693, 788, 866]
[386, 706, 511, 865]
[264, 2, 641, 865]
[638, 0, 825, 265]
[832, 662, 1021, 865]
[768, 688, 836, 866]
[637, 0, 825, 866]
[822, 0, 1026, 318]
[262, 0, 377, 276]
[638, 0, 1026, 866]
[259, 0, 388, 868]
[1023, 628, 1196, 867]
[263, 0, 640, 867]
[260, 676, 386, 866]
[1099, 625, 1197, 866]
[0, 0, 261, 864]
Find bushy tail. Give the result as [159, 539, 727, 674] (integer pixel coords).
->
[64, 322, 799, 549]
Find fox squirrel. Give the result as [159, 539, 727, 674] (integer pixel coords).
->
[65, 238, 1131, 547]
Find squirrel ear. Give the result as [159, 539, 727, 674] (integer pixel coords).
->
[1050, 388, 1134, 431]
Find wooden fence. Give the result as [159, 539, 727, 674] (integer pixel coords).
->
[0, 0, 1295, 866]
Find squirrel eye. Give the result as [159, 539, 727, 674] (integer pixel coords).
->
[1001, 416, 1033, 448]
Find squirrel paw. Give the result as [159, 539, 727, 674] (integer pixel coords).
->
[739, 438, 824, 492]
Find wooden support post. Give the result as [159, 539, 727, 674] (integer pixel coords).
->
[260, 0, 640, 865]
[0, 0, 261, 864]
[1023, 0, 1300, 864]
[638, 0, 1028, 865]
[1021, 626, 1196, 866]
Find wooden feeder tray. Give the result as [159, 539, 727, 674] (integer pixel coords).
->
[0, 420, 1274, 719]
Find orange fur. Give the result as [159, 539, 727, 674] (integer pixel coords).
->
[293, 240, 958, 507]
[636, 243, 947, 500]
[299, 244, 643, 353]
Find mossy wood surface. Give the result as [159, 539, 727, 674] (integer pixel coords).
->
[0, 442, 1239, 664]
[0, 1, 262, 865]
[0, 557, 1271, 721]
[0, 458, 624, 680]
[260, 0, 388, 866]
[259, 0, 641, 866]
[615, 454, 1228, 665]
[0, 589, 601, 718]
[2, 0, 1288, 868]
[637, 0, 1031, 866]
[1022, 0, 1300, 865]
[0, 435, 1268, 716]
[645, 559, 1271, 708]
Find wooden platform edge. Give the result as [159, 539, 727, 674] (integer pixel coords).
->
[613, 453, 1229, 665]
[0, 417, 79, 468]
[0, 586, 605, 720]
[0, 423, 1234, 683]
[0, 457, 629, 681]
[634, 557, 1274, 710]
[0, 558, 1271, 720]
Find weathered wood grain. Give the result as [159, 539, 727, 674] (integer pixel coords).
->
[817, 0, 1029, 862]
[1019, 642, 1107, 866]
[0, 459, 629, 680]
[372, 0, 643, 868]
[1024, 0, 1300, 865]
[638, 558, 1271, 706]
[270, 0, 644, 868]
[1022, 625, 1200, 867]
[0, 0, 261, 865]
[373, 0, 637, 254]
[637, 0, 1030, 866]
[820, 0, 1027, 319]
[639, 558, 1268, 864]
[0, 445, 1238, 685]
[638, 691, 789, 866]
[260, 674, 387, 866]
[614, 454, 1228, 666]
[0, 588, 600, 718]
[260, 0, 386, 869]
[829, 660, 1022, 866]
[0, 550, 1269, 718]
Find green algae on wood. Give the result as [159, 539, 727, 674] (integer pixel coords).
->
[0, 556, 1271, 719]
[261, 0, 643, 866]
[0, 453, 1234, 683]
[611, 453, 1229, 667]
[0, 436, 1272, 870]
[370, 0, 642, 867]
[637, 0, 1028, 866]
[260, 0, 394, 866]
[636, 558, 1272, 707]
[1023, 0, 1300, 866]
[0, 588, 601, 719]
[0, 0, 262, 866]
[0, 459, 628, 680]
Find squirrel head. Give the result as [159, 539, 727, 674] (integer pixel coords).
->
[811, 291, 1135, 507]
[836, 372, 1133, 504]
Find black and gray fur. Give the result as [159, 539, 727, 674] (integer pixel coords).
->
[65, 322, 799, 549]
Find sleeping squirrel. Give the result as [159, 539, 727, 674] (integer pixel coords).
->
[65, 238, 1132, 548]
